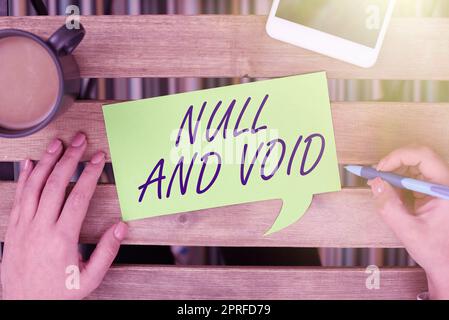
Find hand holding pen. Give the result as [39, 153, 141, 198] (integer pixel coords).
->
[347, 146, 449, 300]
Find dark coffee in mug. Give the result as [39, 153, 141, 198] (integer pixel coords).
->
[0, 36, 60, 130]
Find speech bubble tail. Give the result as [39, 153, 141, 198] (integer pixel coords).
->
[264, 193, 313, 236]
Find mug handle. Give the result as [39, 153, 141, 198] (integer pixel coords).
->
[48, 23, 85, 56]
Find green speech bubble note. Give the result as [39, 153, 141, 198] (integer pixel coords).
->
[103, 72, 341, 235]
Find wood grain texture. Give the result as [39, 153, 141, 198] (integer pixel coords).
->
[0, 183, 402, 247]
[0, 16, 448, 79]
[91, 266, 427, 300]
[0, 101, 448, 164]
[0, 265, 427, 299]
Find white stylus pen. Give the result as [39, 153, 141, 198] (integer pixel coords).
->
[345, 165, 449, 200]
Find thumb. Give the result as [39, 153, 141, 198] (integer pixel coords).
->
[81, 221, 128, 293]
[369, 178, 421, 246]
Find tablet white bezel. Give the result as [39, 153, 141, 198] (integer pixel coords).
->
[266, 0, 396, 68]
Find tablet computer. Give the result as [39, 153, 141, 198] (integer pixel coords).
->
[266, 0, 396, 68]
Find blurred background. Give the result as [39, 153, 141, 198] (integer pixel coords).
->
[1, 0, 449, 268]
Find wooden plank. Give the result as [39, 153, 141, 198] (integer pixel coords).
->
[0, 265, 428, 299]
[0, 16, 448, 79]
[0, 184, 403, 247]
[92, 266, 427, 300]
[1, 101, 449, 165]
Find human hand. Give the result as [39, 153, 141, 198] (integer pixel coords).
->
[368, 146, 449, 300]
[1, 133, 128, 300]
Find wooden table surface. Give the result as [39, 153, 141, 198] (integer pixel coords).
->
[0, 13, 440, 299]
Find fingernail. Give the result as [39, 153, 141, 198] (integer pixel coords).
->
[114, 221, 128, 241]
[47, 139, 62, 154]
[20, 159, 31, 172]
[376, 161, 385, 171]
[372, 178, 385, 195]
[91, 152, 105, 164]
[71, 133, 86, 148]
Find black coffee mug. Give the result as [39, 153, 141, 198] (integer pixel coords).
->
[0, 24, 85, 138]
